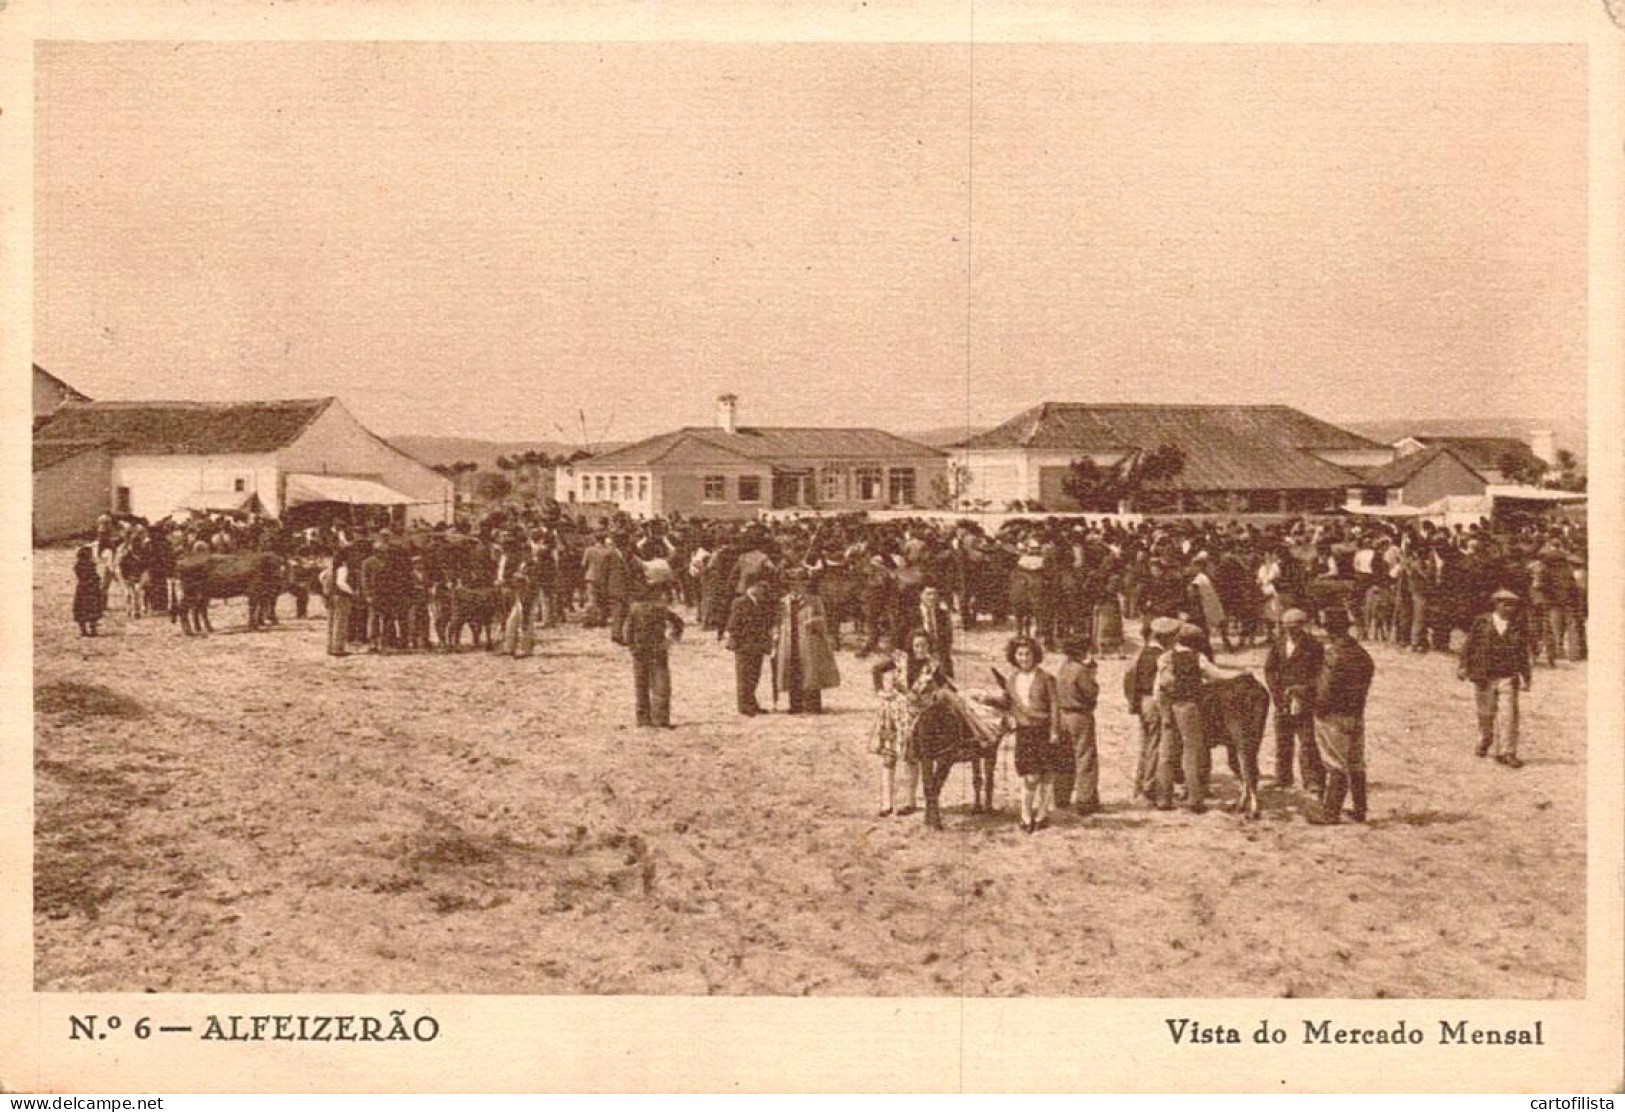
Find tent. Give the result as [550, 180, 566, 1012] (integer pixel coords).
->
[165, 489, 265, 519]
[284, 473, 428, 508]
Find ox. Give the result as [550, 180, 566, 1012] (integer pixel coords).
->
[1198, 672, 1272, 820]
[437, 584, 501, 651]
[175, 552, 286, 635]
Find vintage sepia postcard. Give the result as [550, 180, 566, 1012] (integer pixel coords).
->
[1, 0, 1620, 1094]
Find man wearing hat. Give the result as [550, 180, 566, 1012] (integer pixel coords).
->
[774, 568, 841, 714]
[1263, 607, 1327, 795]
[1458, 587, 1533, 768]
[725, 577, 774, 716]
[1529, 544, 1575, 667]
[1310, 608, 1375, 823]
[625, 575, 685, 728]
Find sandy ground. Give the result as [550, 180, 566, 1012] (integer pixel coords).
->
[33, 548, 1585, 997]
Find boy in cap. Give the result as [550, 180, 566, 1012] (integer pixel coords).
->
[1263, 607, 1326, 795]
[1458, 587, 1532, 768]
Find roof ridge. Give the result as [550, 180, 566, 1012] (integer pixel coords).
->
[65, 396, 336, 409]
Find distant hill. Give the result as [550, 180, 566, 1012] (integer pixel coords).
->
[389, 436, 620, 471]
[1340, 417, 1586, 460]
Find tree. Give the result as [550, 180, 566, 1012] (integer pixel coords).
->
[472, 472, 513, 503]
[1496, 450, 1547, 487]
[1061, 442, 1187, 513]
[1060, 457, 1127, 513]
[1549, 448, 1586, 492]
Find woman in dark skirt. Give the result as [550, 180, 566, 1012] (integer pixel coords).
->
[979, 635, 1058, 833]
[72, 545, 104, 636]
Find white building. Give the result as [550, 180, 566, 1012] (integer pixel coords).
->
[564, 394, 946, 519]
[955, 403, 1394, 513]
[34, 396, 453, 525]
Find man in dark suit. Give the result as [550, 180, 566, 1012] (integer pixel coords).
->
[725, 579, 774, 716]
[1262, 607, 1326, 794]
[1458, 587, 1533, 768]
[909, 583, 955, 677]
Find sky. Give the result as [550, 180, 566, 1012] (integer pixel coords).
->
[33, 42, 1587, 443]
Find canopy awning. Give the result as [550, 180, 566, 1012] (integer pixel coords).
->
[1485, 484, 1588, 504]
[166, 489, 264, 518]
[286, 473, 429, 507]
[1341, 502, 1423, 518]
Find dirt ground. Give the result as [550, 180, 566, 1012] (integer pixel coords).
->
[33, 548, 1586, 997]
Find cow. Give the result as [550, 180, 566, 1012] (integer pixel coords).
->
[174, 552, 287, 635]
[438, 584, 501, 651]
[1197, 672, 1272, 820]
[112, 537, 153, 619]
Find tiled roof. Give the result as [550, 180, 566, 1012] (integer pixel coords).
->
[35, 398, 334, 455]
[32, 439, 107, 472]
[581, 426, 945, 468]
[957, 403, 1375, 491]
[1358, 445, 1485, 488]
[1408, 436, 1542, 473]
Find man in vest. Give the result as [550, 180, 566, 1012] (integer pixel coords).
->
[1154, 621, 1248, 813]
[1310, 607, 1376, 824]
[1458, 587, 1533, 768]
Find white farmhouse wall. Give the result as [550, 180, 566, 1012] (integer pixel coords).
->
[957, 448, 1125, 507]
[278, 401, 453, 523]
[34, 448, 112, 543]
[111, 452, 280, 520]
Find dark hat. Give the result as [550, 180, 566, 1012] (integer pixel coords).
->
[1322, 608, 1353, 631]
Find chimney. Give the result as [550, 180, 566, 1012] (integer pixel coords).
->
[717, 393, 739, 434]
[1529, 429, 1556, 468]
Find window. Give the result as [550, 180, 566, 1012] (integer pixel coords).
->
[887, 467, 916, 506]
[703, 475, 727, 502]
[593, 475, 605, 500]
[233, 478, 246, 493]
[609, 475, 621, 499]
[819, 467, 845, 503]
[855, 467, 883, 502]
[638, 475, 649, 502]
[115, 486, 131, 514]
[737, 475, 762, 503]
[623, 476, 634, 499]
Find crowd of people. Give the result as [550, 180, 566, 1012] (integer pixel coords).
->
[69, 502, 1586, 829]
